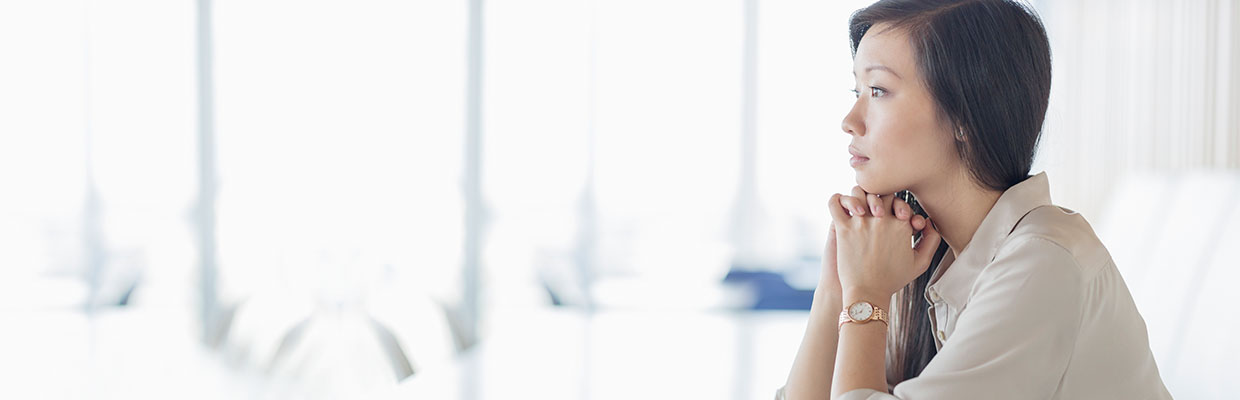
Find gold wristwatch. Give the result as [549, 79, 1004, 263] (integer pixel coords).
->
[838, 300, 888, 329]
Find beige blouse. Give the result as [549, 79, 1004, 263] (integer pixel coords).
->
[783, 172, 1173, 399]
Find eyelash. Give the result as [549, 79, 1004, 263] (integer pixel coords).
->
[850, 87, 888, 98]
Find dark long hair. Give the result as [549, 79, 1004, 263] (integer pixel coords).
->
[847, 0, 1052, 388]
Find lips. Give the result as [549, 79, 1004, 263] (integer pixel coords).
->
[849, 146, 869, 167]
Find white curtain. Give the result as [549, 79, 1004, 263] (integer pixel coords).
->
[1035, 0, 1240, 220]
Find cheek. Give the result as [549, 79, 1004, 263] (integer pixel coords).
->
[856, 102, 949, 192]
[866, 113, 926, 160]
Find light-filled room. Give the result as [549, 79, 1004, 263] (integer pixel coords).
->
[3, 0, 1237, 399]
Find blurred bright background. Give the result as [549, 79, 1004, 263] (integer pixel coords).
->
[1, 0, 1236, 399]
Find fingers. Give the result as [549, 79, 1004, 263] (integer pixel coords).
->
[844, 186, 903, 219]
[893, 197, 913, 221]
[847, 186, 869, 216]
[851, 186, 867, 200]
[894, 196, 930, 231]
[866, 193, 882, 217]
[841, 195, 867, 216]
[912, 218, 943, 269]
[828, 193, 851, 223]
[863, 191, 899, 217]
[880, 192, 896, 215]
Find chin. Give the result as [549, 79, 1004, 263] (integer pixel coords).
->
[854, 172, 904, 195]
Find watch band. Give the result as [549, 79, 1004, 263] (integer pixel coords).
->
[838, 304, 889, 329]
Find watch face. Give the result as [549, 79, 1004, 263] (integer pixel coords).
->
[848, 302, 874, 321]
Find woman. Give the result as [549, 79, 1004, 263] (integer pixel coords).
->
[779, 1, 1173, 399]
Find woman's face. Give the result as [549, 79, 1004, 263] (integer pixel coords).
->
[842, 23, 960, 195]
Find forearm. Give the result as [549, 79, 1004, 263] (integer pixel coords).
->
[783, 287, 842, 400]
[830, 290, 890, 399]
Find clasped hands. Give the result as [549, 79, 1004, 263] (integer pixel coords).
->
[821, 186, 944, 304]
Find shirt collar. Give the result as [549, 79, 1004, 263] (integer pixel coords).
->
[925, 171, 1054, 307]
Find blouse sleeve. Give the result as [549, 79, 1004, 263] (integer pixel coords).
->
[837, 236, 1084, 400]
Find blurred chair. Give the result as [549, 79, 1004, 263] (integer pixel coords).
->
[1095, 171, 1240, 399]
[223, 285, 457, 396]
[365, 286, 457, 374]
[222, 291, 314, 371]
[265, 310, 407, 399]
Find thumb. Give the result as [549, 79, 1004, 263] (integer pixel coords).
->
[912, 218, 942, 270]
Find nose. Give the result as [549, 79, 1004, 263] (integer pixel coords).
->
[841, 99, 864, 137]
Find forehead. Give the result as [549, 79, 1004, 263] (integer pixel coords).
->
[853, 22, 916, 77]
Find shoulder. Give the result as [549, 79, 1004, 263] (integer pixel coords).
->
[969, 205, 1110, 303]
[965, 208, 1091, 326]
[999, 204, 1113, 279]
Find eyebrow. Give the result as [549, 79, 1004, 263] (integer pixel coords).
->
[854, 64, 903, 80]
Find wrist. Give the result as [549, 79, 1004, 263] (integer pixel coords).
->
[841, 288, 891, 306]
[814, 281, 841, 297]
[812, 288, 842, 313]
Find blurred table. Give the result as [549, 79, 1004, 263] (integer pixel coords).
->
[388, 308, 809, 400]
[0, 306, 264, 400]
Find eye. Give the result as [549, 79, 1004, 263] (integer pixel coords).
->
[850, 88, 860, 98]
[870, 87, 888, 98]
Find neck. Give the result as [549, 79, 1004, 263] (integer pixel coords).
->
[908, 171, 1003, 258]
